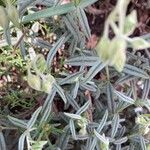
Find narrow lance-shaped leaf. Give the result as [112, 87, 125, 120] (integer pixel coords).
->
[81, 82, 97, 92]
[83, 61, 106, 82]
[46, 32, 68, 67]
[111, 114, 120, 138]
[64, 112, 82, 120]
[90, 110, 108, 150]
[123, 64, 149, 79]
[59, 70, 84, 85]
[40, 105, 51, 125]
[94, 130, 109, 145]
[54, 82, 67, 103]
[65, 56, 99, 66]
[72, 81, 80, 99]
[140, 136, 147, 150]
[69, 120, 77, 139]
[63, 15, 80, 41]
[69, 38, 77, 55]
[107, 82, 115, 113]
[8, 115, 27, 129]
[42, 88, 56, 113]
[77, 7, 91, 39]
[18, 133, 26, 150]
[22, 0, 98, 23]
[66, 93, 80, 110]
[96, 110, 108, 132]
[0, 132, 6, 150]
[27, 106, 42, 129]
[58, 127, 70, 150]
[4, 28, 11, 45]
[76, 100, 91, 115]
[113, 137, 128, 145]
[114, 90, 135, 104]
[142, 79, 150, 100]
[32, 38, 52, 50]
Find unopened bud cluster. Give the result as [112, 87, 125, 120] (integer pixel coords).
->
[0, 1, 20, 29]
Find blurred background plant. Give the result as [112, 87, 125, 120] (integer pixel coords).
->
[0, 0, 150, 149]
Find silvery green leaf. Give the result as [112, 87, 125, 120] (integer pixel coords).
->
[113, 137, 128, 145]
[59, 70, 84, 85]
[8, 116, 27, 129]
[18, 133, 26, 150]
[68, 38, 77, 55]
[46, 32, 70, 67]
[18, 0, 35, 15]
[32, 38, 52, 49]
[69, 120, 77, 139]
[54, 82, 67, 103]
[42, 88, 56, 113]
[115, 75, 135, 86]
[22, 0, 98, 23]
[142, 79, 150, 99]
[27, 106, 42, 129]
[58, 127, 70, 150]
[83, 61, 106, 82]
[63, 15, 81, 41]
[72, 81, 80, 99]
[107, 83, 115, 113]
[90, 110, 108, 150]
[19, 39, 26, 60]
[0, 132, 6, 150]
[94, 130, 109, 144]
[97, 110, 108, 132]
[123, 64, 149, 79]
[76, 100, 91, 115]
[140, 136, 147, 150]
[111, 114, 120, 138]
[65, 56, 99, 66]
[116, 144, 121, 150]
[117, 126, 126, 138]
[40, 104, 51, 125]
[77, 7, 91, 39]
[80, 82, 97, 92]
[4, 28, 11, 45]
[114, 90, 135, 104]
[64, 112, 82, 120]
[17, 30, 26, 59]
[66, 93, 80, 110]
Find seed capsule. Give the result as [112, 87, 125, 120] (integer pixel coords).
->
[0, 6, 9, 29]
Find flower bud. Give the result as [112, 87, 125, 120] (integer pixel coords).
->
[41, 75, 55, 94]
[109, 38, 126, 72]
[6, 4, 20, 28]
[0, 6, 9, 29]
[96, 37, 111, 62]
[34, 54, 47, 73]
[130, 37, 150, 50]
[27, 73, 42, 91]
[124, 10, 137, 36]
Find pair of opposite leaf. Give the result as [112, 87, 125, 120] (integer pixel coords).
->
[0, 0, 20, 30]
[96, 0, 150, 72]
[27, 54, 55, 94]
